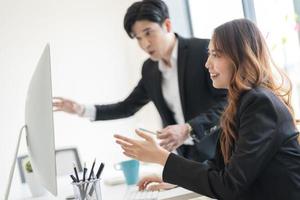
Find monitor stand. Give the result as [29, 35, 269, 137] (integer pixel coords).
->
[4, 125, 27, 200]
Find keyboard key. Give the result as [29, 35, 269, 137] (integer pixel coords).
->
[124, 187, 159, 200]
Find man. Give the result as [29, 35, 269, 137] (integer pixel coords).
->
[53, 0, 227, 162]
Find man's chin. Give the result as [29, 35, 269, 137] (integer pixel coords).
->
[149, 56, 160, 62]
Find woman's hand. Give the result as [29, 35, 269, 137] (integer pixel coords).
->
[114, 129, 170, 165]
[137, 175, 177, 191]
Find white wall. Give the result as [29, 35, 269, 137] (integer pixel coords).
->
[0, 0, 162, 195]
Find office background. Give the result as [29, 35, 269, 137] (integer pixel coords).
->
[0, 0, 192, 195]
[1, 0, 300, 196]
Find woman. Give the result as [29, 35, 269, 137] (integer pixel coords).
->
[114, 19, 300, 200]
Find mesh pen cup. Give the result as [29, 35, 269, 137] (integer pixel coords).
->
[72, 178, 102, 200]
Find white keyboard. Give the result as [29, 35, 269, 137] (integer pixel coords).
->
[124, 187, 159, 200]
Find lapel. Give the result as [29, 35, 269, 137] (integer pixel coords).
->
[177, 35, 188, 118]
[152, 63, 163, 102]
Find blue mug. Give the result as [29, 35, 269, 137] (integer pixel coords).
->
[114, 159, 139, 185]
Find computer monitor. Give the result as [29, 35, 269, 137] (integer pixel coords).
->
[4, 44, 57, 199]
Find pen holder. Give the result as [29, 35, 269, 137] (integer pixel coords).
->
[71, 179, 102, 200]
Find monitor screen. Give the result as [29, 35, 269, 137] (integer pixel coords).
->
[25, 44, 57, 196]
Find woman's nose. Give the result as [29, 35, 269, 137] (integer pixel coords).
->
[205, 59, 210, 69]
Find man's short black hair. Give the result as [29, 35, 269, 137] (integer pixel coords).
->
[124, 0, 169, 38]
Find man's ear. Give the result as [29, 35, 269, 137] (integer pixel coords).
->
[163, 18, 172, 32]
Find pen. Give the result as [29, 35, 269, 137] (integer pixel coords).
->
[88, 158, 96, 181]
[89, 162, 105, 196]
[96, 162, 105, 178]
[70, 174, 77, 182]
[73, 164, 84, 199]
[138, 128, 161, 135]
[82, 162, 87, 182]
[73, 163, 79, 182]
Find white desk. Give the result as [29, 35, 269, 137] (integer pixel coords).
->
[10, 164, 214, 200]
[11, 176, 213, 200]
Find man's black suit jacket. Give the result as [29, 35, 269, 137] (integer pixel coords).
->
[95, 35, 227, 161]
[163, 87, 300, 200]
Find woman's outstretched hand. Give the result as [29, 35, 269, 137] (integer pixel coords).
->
[114, 129, 170, 165]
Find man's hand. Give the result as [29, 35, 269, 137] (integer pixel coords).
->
[137, 175, 177, 191]
[157, 124, 190, 151]
[52, 97, 84, 115]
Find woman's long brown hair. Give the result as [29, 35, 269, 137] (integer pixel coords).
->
[212, 19, 295, 164]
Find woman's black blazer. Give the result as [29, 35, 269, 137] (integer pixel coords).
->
[163, 87, 300, 200]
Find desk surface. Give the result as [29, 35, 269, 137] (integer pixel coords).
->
[11, 165, 214, 200]
[12, 178, 214, 200]
[12, 178, 201, 200]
